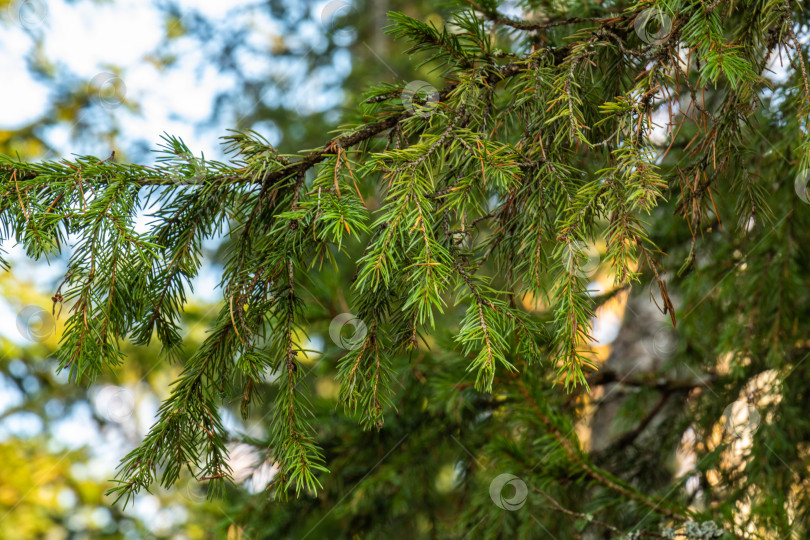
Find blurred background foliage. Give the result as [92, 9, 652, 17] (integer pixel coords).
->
[0, 0, 438, 160]
[0, 273, 224, 538]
